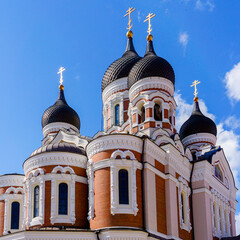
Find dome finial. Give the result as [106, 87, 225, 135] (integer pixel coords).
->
[58, 66, 66, 90]
[124, 7, 136, 38]
[191, 80, 200, 102]
[144, 13, 156, 41]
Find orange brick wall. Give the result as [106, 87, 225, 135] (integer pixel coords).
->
[44, 180, 51, 226]
[90, 168, 143, 229]
[155, 175, 167, 234]
[0, 201, 4, 236]
[155, 160, 165, 173]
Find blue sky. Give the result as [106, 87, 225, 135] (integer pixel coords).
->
[0, 0, 240, 233]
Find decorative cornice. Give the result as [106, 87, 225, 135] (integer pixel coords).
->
[129, 77, 174, 101]
[0, 175, 25, 187]
[102, 78, 128, 103]
[23, 152, 87, 175]
[86, 135, 142, 159]
[182, 133, 216, 148]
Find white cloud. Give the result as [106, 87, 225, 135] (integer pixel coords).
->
[179, 32, 189, 54]
[195, 0, 204, 10]
[195, 0, 215, 11]
[206, 0, 215, 11]
[137, 11, 141, 23]
[236, 212, 240, 235]
[224, 116, 240, 130]
[224, 62, 240, 102]
[217, 123, 240, 191]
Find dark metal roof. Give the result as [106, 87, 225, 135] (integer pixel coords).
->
[41, 88, 80, 130]
[128, 40, 175, 89]
[179, 101, 217, 140]
[102, 36, 141, 92]
[221, 235, 240, 240]
[30, 142, 85, 157]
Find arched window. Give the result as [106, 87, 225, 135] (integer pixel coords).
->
[33, 185, 39, 218]
[169, 108, 173, 124]
[140, 106, 145, 123]
[215, 165, 223, 181]
[59, 183, 68, 215]
[11, 202, 20, 229]
[118, 169, 129, 204]
[181, 193, 185, 223]
[115, 104, 120, 126]
[213, 203, 218, 230]
[154, 103, 162, 121]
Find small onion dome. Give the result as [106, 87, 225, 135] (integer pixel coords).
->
[29, 142, 85, 158]
[41, 86, 80, 130]
[179, 99, 217, 140]
[128, 36, 175, 89]
[102, 31, 141, 92]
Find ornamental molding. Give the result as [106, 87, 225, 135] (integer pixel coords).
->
[177, 176, 192, 232]
[99, 230, 148, 240]
[42, 122, 79, 138]
[102, 77, 128, 103]
[87, 159, 94, 220]
[0, 175, 25, 188]
[129, 77, 174, 101]
[86, 135, 142, 159]
[23, 152, 87, 175]
[182, 133, 216, 148]
[144, 139, 166, 164]
[0, 231, 97, 240]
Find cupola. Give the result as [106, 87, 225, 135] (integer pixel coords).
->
[102, 31, 141, 92]
[128, 35, 175, 89]
[179, 96, 217, 153]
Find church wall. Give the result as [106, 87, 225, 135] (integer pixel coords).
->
[90, 168, 143, 229]
[44, 180, 51, 226]
[176, 186, 192, 240]
[155, 175, 167, 235]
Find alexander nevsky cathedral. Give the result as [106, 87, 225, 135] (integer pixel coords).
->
[0, 9, 238, 240]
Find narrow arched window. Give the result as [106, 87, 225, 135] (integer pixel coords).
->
[154, 103, 162, 121]
[11, 202, 20, 229]
[33, 185, 39, 218]
[118, 169, 129, 204]
[115, 104, 120, 126]
[140, 106, 145, 123]
[181, 193, 185, 223]
[59, 183, 68, 215]
[169, 108, 173, 124]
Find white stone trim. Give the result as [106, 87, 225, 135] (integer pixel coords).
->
[2, 190, 24, 235]
[87, 159, 94, 220]
[86, 135, 142, 159]
[99, 230, 148, 240]
[102, 77, 128, 103]
[24, 152, 87, 175]
[52, 166, 75, 174]
[42, 122, 79, 138]
[50, 175, 76, 225]
[181, 133, 216, 148]
[0, 175, 24, 188]
[177, 176, 191, 232]
[129, 77, 174, 101]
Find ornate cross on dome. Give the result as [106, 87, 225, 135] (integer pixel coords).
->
[124, 7, 136, 31]
[144, 13, 156, 35]
[191, 80, 200, 101]
[58, 67, 66, 86]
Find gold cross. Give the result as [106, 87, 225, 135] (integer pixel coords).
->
[124, 7, 136, 31]
[144, 13, 156, 35]
[191, 80, 200, 98]
[58, 66, 66, 86]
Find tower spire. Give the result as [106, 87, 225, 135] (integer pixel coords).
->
[191, 80, 200, 102]
[58, 66, 66, 90]
[124, 7, 136, 38]
[144, 13, 156, 41]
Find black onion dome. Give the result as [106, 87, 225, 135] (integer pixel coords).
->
[102, 36, 141, 91]
[179, 100, 217, 140]
[128, 39, 175, 89]
[41, 88, 80, 130]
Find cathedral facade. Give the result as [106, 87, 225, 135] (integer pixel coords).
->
[0, 15, 238, 240]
